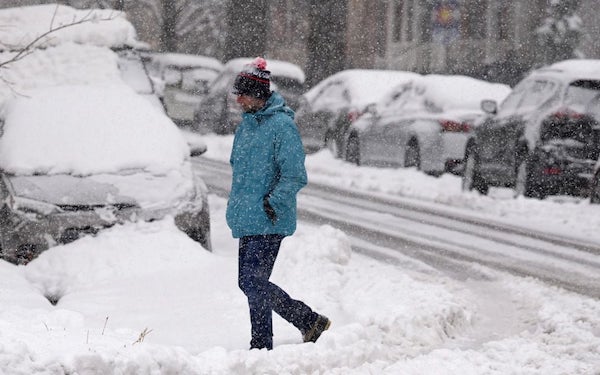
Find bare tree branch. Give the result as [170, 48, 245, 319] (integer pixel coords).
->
[0, 6, 118, 71]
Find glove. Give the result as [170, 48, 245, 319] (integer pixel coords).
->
[263, 196, 276, 224]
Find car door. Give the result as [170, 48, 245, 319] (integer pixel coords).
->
[380, 117, 414, 167]
[358, 114, 387, 166]
[476, 81, 529, 185]
[306, 81, 349, 149]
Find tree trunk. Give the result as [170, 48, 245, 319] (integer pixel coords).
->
[305, 0, 347, 87]
[161, 0, 178, 52]
[224, 0, 268, 62]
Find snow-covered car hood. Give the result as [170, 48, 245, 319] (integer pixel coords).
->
[6, 163, 196, 211]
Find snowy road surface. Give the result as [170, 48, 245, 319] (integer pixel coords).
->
[196, 156, 600, 298]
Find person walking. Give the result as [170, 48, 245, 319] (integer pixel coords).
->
[226, 57, 330, 350]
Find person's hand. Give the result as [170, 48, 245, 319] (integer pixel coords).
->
[263, 196, 276, 224]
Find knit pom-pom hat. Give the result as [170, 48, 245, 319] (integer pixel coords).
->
[232, 57, 271, 100]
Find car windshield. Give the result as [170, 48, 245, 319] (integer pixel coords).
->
[564, 80, 600, 110]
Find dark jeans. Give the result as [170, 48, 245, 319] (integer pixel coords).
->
[238, 234, 318, 350]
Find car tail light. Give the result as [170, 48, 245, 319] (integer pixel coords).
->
[440, 120, 471, 132]
[347, 110, 361, 122]
[550, 108, 584, 121]
[543, 167, 561, 175]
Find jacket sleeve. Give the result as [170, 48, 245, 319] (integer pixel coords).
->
[268, 120, 307, 214]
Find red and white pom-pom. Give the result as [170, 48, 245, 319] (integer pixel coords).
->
[252, 57, 267, 70]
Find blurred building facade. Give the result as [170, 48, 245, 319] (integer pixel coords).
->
[2, 0, 600, 87]
[265, 0, 600, 86]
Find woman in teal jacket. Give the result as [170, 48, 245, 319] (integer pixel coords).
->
[226, 57, 330, 350]
[226, 90, 306, 237]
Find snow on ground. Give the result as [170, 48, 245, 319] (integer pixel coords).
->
[1, 134, 599, 374]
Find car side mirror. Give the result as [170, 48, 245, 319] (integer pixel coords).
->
[481, 99, 497, 115]
[189, 144, 207, 157]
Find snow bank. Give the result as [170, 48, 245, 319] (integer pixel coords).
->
[0, 4, 140, 51]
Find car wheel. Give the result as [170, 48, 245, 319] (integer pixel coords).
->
[325, 131, 339, 158]
[345, 134, 361, 165]
[462, 149, 489, 195]
[177, 207, 212, 251]
[590, 170, 600, 203]
[404, 140, 421, 169]
[514, 157, 544, 199]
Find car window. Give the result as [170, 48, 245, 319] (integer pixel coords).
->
[518, 80, 557, 111]
[497, 82, 527, 116]
[585, 94, 600, 121]
[313, 81, 350, 109]
[164, 68, 182, 87]
[208, 71, 232, 94]
[116, 50, 154, 95]
[564, 80, 600, 111]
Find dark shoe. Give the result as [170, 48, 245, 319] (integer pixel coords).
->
[303, 315, 331, 343]
[250, 337, 273, 350]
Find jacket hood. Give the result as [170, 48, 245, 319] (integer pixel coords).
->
[255, 91, 295, 121]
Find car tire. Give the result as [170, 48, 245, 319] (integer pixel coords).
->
[178, 207, 212, 251]
[514, 157, 544, 199]
[462, 149, 489, 195]
[590, 170, 600, 204]
[345, 134, 361, 165]
[404, 139, 421, 169]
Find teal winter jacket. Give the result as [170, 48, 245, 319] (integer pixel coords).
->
[226, 92, 307, 238]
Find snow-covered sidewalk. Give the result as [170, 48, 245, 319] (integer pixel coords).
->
[0, 194, 599, 374]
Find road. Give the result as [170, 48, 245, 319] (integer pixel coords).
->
[194, 157, 600, 299]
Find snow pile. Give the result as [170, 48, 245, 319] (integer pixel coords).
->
[0, 218, 471, 374]
[0, 85, 188, 175]
[0, 43, 122, 103]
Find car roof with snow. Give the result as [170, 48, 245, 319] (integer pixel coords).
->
[0, 4, 143, 51]
[526, 59, 600, 82]
[303, 69, 421, 111]
[150, 52, 224, 72]
[224, 57, 306, 84]
[376, 74, 511, 116]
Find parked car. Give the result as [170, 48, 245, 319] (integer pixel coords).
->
[462, 59, 600, 199]
[0, 5, 164, 113]
[146, 52, 224, 127]
[295, 69, 420, 155]
[343, 75, 511, 175]
[0, 85, 212, 265]
[193, 57, 305, 134]
[583, 94, 600, 203]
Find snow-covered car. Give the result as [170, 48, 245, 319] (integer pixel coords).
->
[0, 5, 163, 112]
[344, 74, 510, 175]
[146, 52, 224, 127]
[0, 85, 212, 264]
[193, 57, 306, 134]
[463, 59, 600, 199]
[295, 69, 420, 155]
